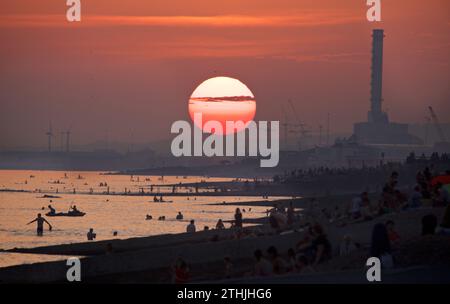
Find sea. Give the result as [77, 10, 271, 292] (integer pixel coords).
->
[0, 170, 285, 268]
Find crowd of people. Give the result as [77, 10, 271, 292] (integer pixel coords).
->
[274, 152, 450, 185]
[171, 164, 450, 283]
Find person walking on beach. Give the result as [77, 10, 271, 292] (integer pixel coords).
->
[234, 208, 243, 228]
[27, 213, 52, 236]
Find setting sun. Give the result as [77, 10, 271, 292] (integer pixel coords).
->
[188, 77, 256, 134]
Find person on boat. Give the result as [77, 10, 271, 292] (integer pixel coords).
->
[70, 205, 79, 213]
[27, 213, 52, 236]
[176, 212, 184, 220]
[48, 205, 56, 215]
[87, 228, 96, 241]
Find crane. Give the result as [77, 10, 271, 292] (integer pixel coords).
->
[280, 105, 302, 150]
[287, 99, 311, 150]
[428, 106, 447, 142]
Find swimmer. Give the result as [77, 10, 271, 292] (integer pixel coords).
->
[27, 213, 52, 236]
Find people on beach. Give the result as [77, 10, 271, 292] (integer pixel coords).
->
[433, 182, 449, 207]
[370, 223, 393, 269]
[287, 202, 295, 226]
[27, 213, 52, 236]
[268, 207, 288, 232]
[385, 220, 400, 245]
[186, 220, 196, 233]
[87, 228, 96, 241]
[215, 219, 225, 230]
[173, 257, 190, 284]
[295, 254, 314, 273]
[223, 256, 233, 279]
[104, 243, 113, 255]
[253, 249, 272, 277]
[287, 248, 297, 272]
[266, 246, 287, 275]
[350, 193, 363, 219]
[339, 235, 358, 256]
[408, 186, 423, 208]
[309, 224, 332, 266]
[296, 223, 331, 266]
[234, 208, 243, 228]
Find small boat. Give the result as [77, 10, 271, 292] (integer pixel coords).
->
[46, 211, 86, 217]
[39, 194, 61, 199]
[150, 199, 173, 203]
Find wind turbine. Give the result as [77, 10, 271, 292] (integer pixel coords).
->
[46, 121, 53, 152]
[65, 126, 72, 153]
[60, 131, 65, 151]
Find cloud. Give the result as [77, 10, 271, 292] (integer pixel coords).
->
[0, 13, 361, 28]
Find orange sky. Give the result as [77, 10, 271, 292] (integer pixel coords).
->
[0, 0, 449, 149]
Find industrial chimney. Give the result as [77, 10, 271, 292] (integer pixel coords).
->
[352, 29, 422, 145]
[368, 29, 388, 123]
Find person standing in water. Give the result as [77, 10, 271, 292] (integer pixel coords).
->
[27, 213, 52, 236]
[234, 208, 243, 228]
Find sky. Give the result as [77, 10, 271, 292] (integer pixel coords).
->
[0, 0, 449, 150]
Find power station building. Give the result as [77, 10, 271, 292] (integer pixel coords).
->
[352, 29, 422, 145]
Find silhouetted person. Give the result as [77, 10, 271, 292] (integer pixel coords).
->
[287, 201, 295, 226]
[234, 208, 243, 228]
[216, 219, 225, 229]
[186, 220, 196, 233]
[48, 204, 56, 215]
[370, 223, 391, 259]
[27, 213, 52, 236]
[173, 257, 190, 284]
[87, 228, 96, 241]
[253, 249, 272, 276]
[266, 246, 287, 275]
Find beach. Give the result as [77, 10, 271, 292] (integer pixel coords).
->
[1, 191, 449, 283]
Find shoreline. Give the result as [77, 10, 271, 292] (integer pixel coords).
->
[1, 201, 448, 283]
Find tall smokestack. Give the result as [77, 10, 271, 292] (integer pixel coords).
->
[368, 29, 388, 123]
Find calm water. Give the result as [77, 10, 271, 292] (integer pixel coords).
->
[0, 170, 285, 267]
